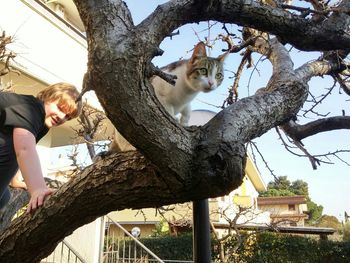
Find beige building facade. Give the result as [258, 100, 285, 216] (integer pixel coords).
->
[257, 195, 308, 226]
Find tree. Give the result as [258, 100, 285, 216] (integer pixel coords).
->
[211, 205, 269, 263]
[306, 200, 324, 225]
[261, 176, 308, 197]
[267, 176, 292, 191]
[262, 177, 309, 197]
[291, 180, 309, 196]
[0, 0, 349, 262]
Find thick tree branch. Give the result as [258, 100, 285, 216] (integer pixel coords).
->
[138, 0, 350, 52]
[281, 117, 350, 141]
[0, 178, 64, 231]
[296, 60, 345, 83]
[0, 151, 243, 262]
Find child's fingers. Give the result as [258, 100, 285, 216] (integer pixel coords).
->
[37, 194, 45, 207]
[26, 197, 37, 214]
[26, 203, 31, 214]
[26, 189, 54, 214]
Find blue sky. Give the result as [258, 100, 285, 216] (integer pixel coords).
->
[55, 0, 349, 221]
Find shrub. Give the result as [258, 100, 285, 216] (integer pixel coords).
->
[236, 232, 350, 263]
[140, 233, 193, 260]
[105, 231, 350, 262]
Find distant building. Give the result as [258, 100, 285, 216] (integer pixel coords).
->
[257, 195, 308, 226]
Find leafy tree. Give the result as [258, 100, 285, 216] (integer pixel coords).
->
[267, 176, 291, 191]
[0, 0, 349, 262]
[305, 200, 324, 225]
[291, 180, 309, 196]
[261, 176, 309, 197]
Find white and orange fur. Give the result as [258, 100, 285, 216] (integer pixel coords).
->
[109, 42, 227, 152]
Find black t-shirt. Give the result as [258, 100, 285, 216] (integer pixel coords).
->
[0, 92, 48, 142]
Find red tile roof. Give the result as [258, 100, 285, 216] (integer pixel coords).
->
[257, 195, 307, 205]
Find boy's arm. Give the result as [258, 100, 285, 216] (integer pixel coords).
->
[13, 127, 54, 213]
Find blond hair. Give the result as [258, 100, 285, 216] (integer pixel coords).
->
[37, 82, 82, 119]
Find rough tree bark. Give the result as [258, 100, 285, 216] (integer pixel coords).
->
[0, 0, 349, 262]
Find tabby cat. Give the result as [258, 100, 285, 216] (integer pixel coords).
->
[109, 42, 226, 152]
[152, 41, 226, 125]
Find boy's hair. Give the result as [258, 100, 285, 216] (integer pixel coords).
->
[37, 82, 82, 119]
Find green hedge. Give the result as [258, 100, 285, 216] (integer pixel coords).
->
[140, 233, 193, 260]
[106, 232, 350, 262]
[106, 233, 193, 260]
[236, 232, 350, 263]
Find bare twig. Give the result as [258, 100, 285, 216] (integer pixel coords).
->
[0, 31, 18, 87]
[335, 74, 350, 96]
[303, 81, 337, 117]
[249, 141, 279, 180]
[147, 63, 177, 86]
[276, 127, 321, 169]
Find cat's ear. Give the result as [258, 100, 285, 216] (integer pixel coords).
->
[189, 42, 207, 63]
[217, 51, 229, 62]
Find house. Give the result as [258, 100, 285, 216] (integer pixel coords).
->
[257, 195, 308, 226]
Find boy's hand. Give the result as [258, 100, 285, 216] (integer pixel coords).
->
[26, 188, 55, 214]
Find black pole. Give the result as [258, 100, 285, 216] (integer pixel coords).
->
[192, 199, 212, 263]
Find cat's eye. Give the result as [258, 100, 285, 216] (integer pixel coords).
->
[198, 68, 208, 75]
[216, 73, 223, 79]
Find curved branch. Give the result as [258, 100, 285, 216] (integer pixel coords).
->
[295, 60, 344, 83]
[281, 117, 350, 140]
[295, 49, 349, 83]
[137, 0, 350, 51]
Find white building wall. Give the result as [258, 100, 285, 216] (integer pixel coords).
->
[64, 218, 104, 263]
[0, 0, 87, 87]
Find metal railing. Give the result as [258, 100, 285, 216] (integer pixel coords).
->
[103, 216, 165, 263]
[41, 239, 87, 263]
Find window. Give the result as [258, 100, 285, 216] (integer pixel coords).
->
[288, 204, 295, 211]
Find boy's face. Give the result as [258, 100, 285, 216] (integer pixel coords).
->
[44, 100, 71, 128]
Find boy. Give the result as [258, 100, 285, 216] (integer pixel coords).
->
[0, 82, 82, 213]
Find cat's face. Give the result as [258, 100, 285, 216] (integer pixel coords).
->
[186, 42, 226, 93]
[186, 57, 225, 93]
